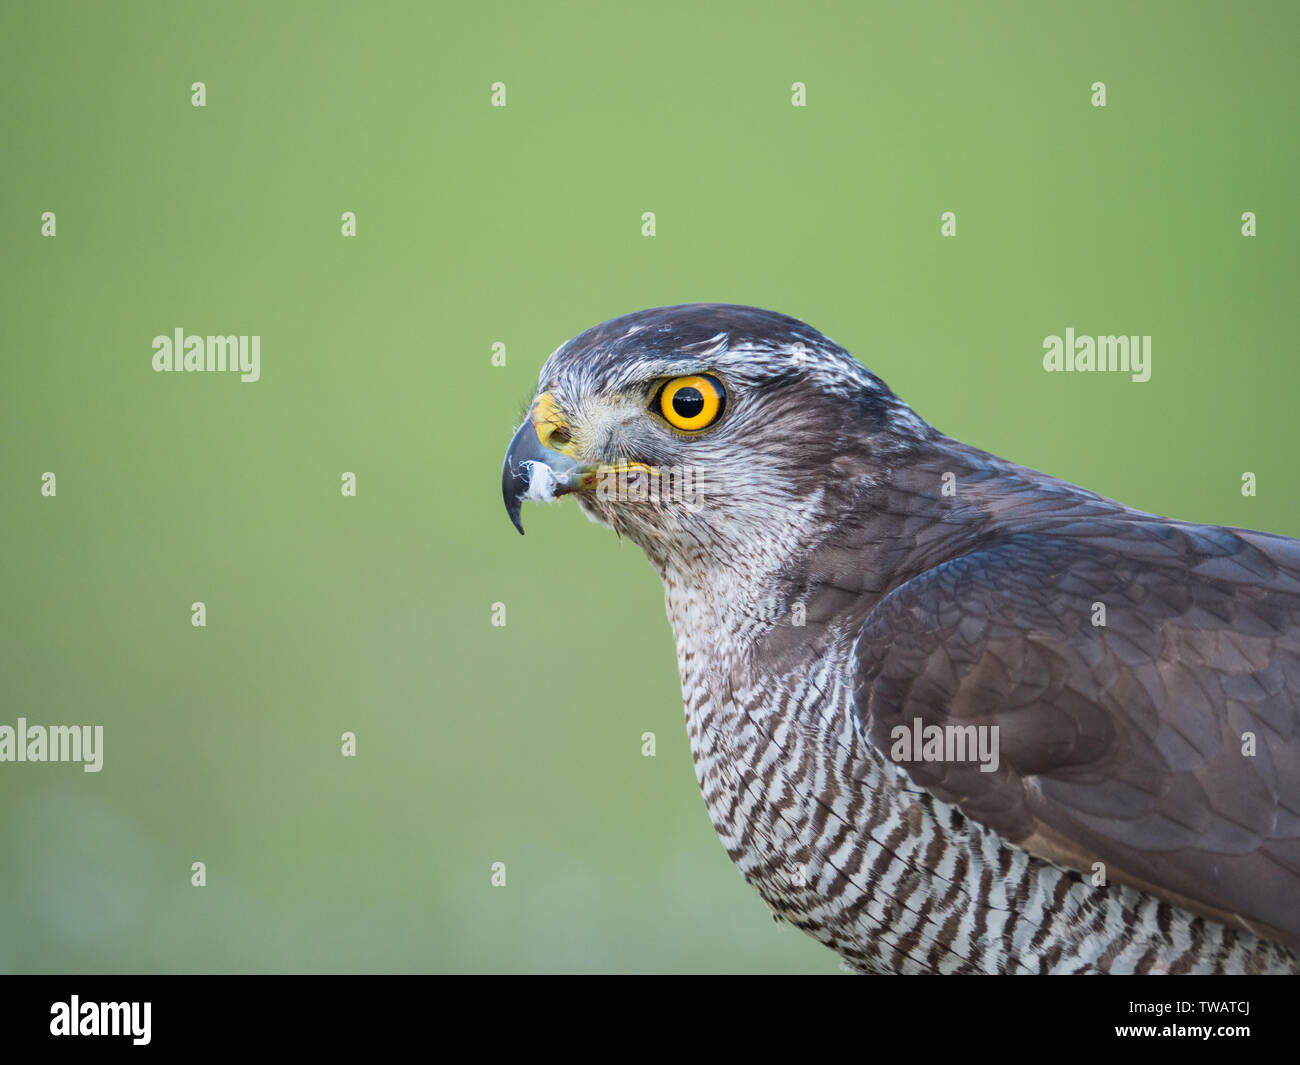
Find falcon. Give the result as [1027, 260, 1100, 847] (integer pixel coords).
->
[501, 304, 1300, 974]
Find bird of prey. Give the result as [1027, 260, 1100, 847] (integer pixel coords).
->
[501, 304, 1300, 974]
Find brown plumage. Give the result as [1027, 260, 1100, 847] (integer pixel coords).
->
[504, 303, 1300, 972]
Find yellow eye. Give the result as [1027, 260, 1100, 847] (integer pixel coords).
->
[656, 374, 725, 432]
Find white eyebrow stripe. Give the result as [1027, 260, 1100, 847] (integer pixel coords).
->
[611, 357, 713, 390]
[696, 332, 729, 356]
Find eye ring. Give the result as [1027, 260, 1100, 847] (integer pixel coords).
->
[654, 374, 726, 432]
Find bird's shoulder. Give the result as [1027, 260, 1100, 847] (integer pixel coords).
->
[850, 518, 1300, 948]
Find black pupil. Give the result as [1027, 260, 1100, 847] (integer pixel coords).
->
[672, 386, 705, 419]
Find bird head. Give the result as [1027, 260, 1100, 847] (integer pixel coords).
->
[502, 304, 934, 579]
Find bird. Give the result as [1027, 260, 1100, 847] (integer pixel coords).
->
[501, 303, 1300, 974]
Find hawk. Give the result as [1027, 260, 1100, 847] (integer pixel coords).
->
[501, 304, 1300, 974]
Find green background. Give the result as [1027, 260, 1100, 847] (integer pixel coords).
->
[1, 0, 1296, 973]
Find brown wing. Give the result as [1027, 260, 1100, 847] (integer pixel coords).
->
[853, 522, 1300, 948]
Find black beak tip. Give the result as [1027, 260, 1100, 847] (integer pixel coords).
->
[504, 417, 580, 537]
[502, 450, 529, 535]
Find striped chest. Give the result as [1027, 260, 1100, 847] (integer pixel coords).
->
[663, 580, 1299, 975]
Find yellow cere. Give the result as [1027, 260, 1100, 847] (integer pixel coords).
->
[530, 392, 573, 451]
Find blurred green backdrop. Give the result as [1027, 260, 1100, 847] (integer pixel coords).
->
[1, 0, 1297, 973]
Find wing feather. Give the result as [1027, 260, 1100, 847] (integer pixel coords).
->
[852, 522, 1300, 948]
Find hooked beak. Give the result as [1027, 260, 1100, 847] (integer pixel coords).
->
[501, 394, 589, 535]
